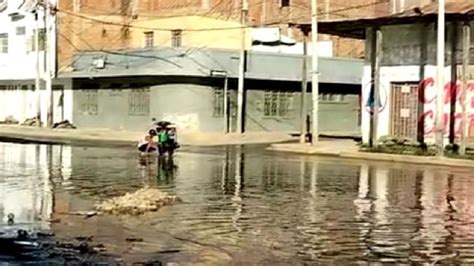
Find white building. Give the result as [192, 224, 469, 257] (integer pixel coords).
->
[0, 0, 72, 125]
[311, 2, 474, 145]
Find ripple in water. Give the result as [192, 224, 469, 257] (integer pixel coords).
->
[1, 143, 474, 264]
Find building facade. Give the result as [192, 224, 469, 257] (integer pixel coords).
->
[0, 0, 369, 133]
[56, 0, 390, 71]
[63, 48, 362, 134]
[311, 3, 474, 145]
[0, 0, 74, 125]
[362, 22, 474, 145]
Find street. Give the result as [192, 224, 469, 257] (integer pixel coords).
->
[1, 141, 474, 264]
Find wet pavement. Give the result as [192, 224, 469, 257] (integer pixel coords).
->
[1, 142, 474, 264]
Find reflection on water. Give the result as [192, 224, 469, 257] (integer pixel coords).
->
[0, 143, 55, 232]
[2, 143, 474, 263]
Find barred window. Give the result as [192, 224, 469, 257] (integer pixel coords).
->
[319, 93, 346, 102]
[79, 90, 98, 115]
[213, 88, 224, 117]
[263, 91, 294, 117]
[27, 29, 46, 52]
[129, 88, 150, 116]
[144, 31, 154, 48]
[171, 29, 182, 47]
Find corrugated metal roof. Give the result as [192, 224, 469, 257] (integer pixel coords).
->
[290, 2, 474, 39]
[60, 47, 363, 85]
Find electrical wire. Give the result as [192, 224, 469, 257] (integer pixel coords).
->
[55, 0, 386, 68]
[53, 0, 388, 32]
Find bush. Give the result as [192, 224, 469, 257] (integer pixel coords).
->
[359, 135, 437, 156]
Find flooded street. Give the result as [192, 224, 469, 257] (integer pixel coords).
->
[2, 142, 474, 264]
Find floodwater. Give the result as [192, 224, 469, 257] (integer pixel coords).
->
[1, 142, 474, 264]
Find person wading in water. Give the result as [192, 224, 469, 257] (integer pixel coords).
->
[138, 129, 158, 154]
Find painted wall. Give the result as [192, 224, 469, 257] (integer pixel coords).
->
[72, 83, 224, 132]
[245, 90, 360, 134]
[362, 65, 474, 145]
[72, 78, 360, 134]
[362, 23, 474, 144]
[0, 78, 73, 124]
[130, 16, 251, 50]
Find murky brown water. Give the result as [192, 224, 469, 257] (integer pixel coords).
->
[2, 142, 474, 264]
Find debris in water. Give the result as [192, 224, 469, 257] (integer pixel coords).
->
[0, 115, 19, 125]
[75, 236, 94, 242]
[60, 211, 98, 218]
[52, 120, 77, 129]
[95, 187, 179, 215]
[125, 237, 143, 242]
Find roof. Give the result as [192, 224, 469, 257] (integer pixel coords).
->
[59, 47, 363, 85]
[291, 2, 474, 39]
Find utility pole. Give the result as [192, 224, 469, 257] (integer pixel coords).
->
[461, 22, 470, 155]
[323, 0, 329, 40]
[300, 33, 308, 144]
[224, 75, 229, 133]
[34, 1, 41, 127]
[45, 0, 53, 127]
[236, 0, 248, 134]
[374, 29, 382, 145]
[435, 0, 445, 156]
[311, 0, 319, 145]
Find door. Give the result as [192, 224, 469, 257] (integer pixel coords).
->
[390, 83, 419, 140]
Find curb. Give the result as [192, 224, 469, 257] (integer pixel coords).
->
[0, 132, 136, 147]
[0, 130, 297, 148]
[268, 144, 474, 169]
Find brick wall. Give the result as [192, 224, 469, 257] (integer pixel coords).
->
[57, 0, 392, 70]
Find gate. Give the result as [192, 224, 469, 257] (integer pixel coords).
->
[390, 83, 419, 140]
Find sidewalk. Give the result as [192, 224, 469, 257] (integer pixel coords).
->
[268, 141, 474, 168]
[0, 125, 297, 147]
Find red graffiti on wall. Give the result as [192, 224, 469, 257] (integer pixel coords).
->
[419, 77, 474, 137]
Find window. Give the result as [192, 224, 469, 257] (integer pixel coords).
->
[144, 31, 154, 48]
[16, 26, 25, 35]
[0, 33, 8, 53]
[79, 90, 98, 115]
[280, 0, 290, 7]
[37, 29, 46, 50]
[213, 88, 224, 117]
[319, 93, 346, 102]
[263, 91, 294, 117]
[28, 29, 46, 51]
[129, 88, 150, 116]
[171, 29, 182, 47]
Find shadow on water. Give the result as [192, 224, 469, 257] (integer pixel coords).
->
[3, 141, 474, 263]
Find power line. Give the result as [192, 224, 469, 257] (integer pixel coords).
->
[55, 0, 386, 70]
[58, 21, 189, 66]
[54, 0, 387, 32]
